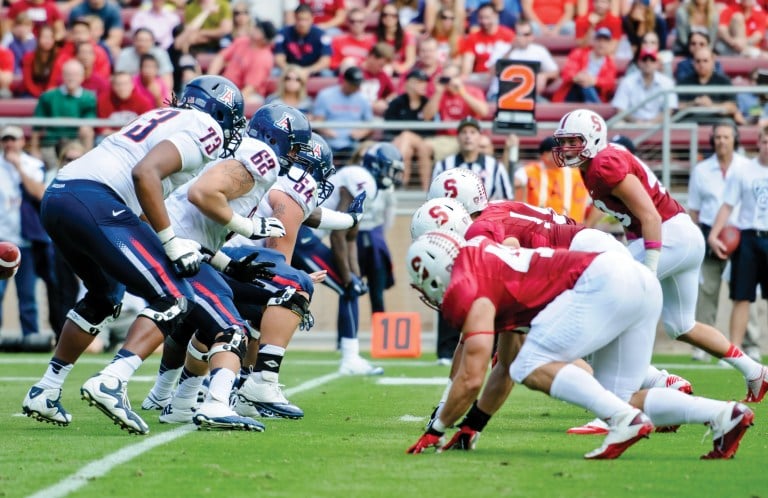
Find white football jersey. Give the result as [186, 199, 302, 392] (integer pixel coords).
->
[57, 108, 225, 216]
[312, 165, 377, 239]
[166, 137, 280, 251]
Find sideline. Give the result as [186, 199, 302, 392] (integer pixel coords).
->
[25, 372, 342, 498]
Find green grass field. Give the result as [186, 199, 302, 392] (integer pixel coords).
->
[2, 352, 767, 498]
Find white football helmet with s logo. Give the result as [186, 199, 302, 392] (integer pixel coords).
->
[427, 169, 488, 215]
[406, 229, 465, 310]
[552, 109, 608, 168]
[410, 197, 472, 240]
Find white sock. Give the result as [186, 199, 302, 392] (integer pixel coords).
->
[550, 364, 631, 420]
[101, 353, 142, 382]
[340, 337, 360, 360]
[174, 373, 204, 406]
[260, 344, 286, 356]
[149, 366, 183, 400]
[644, 387, 727, 426]
[38, 359, 74, 390]
[640, 365, 666, 389]
[722, 349, 763, 381]
[206, 368, 236, 404]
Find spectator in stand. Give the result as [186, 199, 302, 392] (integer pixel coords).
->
[429, 5, 464, 65]
[20, 25, 58, 98]
[133, 54, 171, 107]
[622, 0, 667, 53]
[394, 0, 440, 34]
[207, 19, 276, 104]
[313, 66, 374, 154]
[0, 48, 13, 99]
[623, 30, 662, 76]
[396, 36, 443, 96]
[715, 0, 766, 57]
[460, 2, 516, 76]
[96, 71, 153, 138]
[265, 64, 314, 114]
[129, 0, 181, 50]
[385, 68, 433, 189]
[514, 136, 590, 223]
[255, 0, 299, 30]
[175, 54, 202, 95]
[75, 41, 110, 98]
[175, 0, 233, 55]
[115, 28, 175, 92]
[575, 0, 621, 16]
[376, 2, 417, 75]
[50, 19, 112, 87]
[676, 46, 745, 124]
[486, 18, 559, 101]
[469, 0, 517, 29]
[737, 69, 768, 126]
[300, 0, 347, 34]
[222, 1, 255, 46]
[422, 62, 489, 162]
[3, 0, 66, 43]
[83, 15, 115, 69]
[552, 27, 617, 103]
[0, 125, 48, 343]
[68, 0, 124, 58]
[673, 0, 718, 55]
[521, 0, 576, 36]
[274, 4, 332, 76]
[674, 29, 724, 81]
[30, 59, 96, 167]
[330, 8, 376, 72]
[357, 43, 397, 116]
[611, 46, 677, 123]
[3, 13, 36, 78]
[574, 0, 623, 47]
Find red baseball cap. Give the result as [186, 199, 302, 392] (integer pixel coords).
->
[639, 48, 658, 60]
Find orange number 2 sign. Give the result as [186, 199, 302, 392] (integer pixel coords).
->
[497, 65, 535, 112]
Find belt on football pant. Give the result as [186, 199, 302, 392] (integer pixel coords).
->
[743, 229, 768, 238]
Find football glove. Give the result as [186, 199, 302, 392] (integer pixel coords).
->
[222, 252, 276, 284]
[163, 236, 203, 277]
[250, 217, 286, 239]
[344, 274, 368, 298]
[407, 427, 444, 454]
[346, 191, 366, 227]
[299, 309, 315, 331]
[442, 425, 480, 451]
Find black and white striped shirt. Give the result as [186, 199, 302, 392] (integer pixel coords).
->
[431, 153, 513, 200]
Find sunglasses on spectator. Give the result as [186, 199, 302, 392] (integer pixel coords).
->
[1, 136, 17, 141]
[234, 10, 248, 15]
[63, 155, 80, 162]
[284, 75, 303, 82]
[518, 31, 533, 36]
[440, 14, 455, 20]
[640, 56, 656, 62]
[381, 12, 398, 18]
[349, 18, 366, 23]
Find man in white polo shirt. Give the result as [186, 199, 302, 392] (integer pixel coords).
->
[611, 46, 677, 124]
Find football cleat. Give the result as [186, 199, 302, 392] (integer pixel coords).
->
[339, 356, 384, 376]
[193, 400, 265, 431]
[584, 409, 653, 460]
[141, 391, 171, 411]
[743, 366, 768, 403]
[566, 417, 609, 435]
[158, 401, 196, 424]
[81, 374, 149, 435]
[652, 369, 693, 394]
[236, 372, 304, 419]
[702, 402, 754, 459]
[22, 386, 72, 426]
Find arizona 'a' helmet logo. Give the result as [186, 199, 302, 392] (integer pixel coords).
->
[275, 113, 292, 131]
[218, 87, 235, 107]
[311, 141, 322, 158]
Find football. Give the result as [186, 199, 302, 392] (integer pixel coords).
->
[717, 225, 741, 257]
[0, 241, 21, 280]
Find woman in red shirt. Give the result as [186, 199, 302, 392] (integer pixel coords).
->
[20, 25, 58, 97]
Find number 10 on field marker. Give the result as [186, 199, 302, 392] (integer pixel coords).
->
[370, 312, 421, 358]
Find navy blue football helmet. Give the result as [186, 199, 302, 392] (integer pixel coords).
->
[294, 132, 336, 204]
[362, 143, 404, 189]
[177, 75, 245, 158]
[247, 103, 312, 171]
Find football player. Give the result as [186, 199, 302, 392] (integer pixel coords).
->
[554, 109, 768, 403]
[22, 75, 247, 433]
[405, 229, 754, 460]
[291, 142, 403, 375]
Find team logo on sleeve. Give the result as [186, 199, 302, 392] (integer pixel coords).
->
[217, 87, 235, 107]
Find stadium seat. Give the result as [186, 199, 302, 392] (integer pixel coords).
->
[121, 8, 137, 30]
[1, 98, 38, 117]
[197, 52, 215, 72]
[535, 35, 578, 55]
[307, 76, 338, 97]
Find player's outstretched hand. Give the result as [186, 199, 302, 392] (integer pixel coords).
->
[442, 426, 480, 451]
[406, 430, 444, 454]
[251, 217, 286, 239]
[224, 252, 276, 284]
[345, 274, 368, 298]
[346, 191, 366, 227]
[163, 236, 203, 277]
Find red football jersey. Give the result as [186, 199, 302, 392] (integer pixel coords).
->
[465, 200, 584, 249]
[441, 237, 599, 331]
[581, 144, 684, 239]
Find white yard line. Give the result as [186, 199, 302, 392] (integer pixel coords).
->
[25, 372, 342, 498]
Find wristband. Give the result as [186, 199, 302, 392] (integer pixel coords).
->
[643, 248, 661, 273]
[224, 213, 254, 238]
[644, 240, 662, 250]
[208, 251, 232, 271]
[156, 226, 175, 244]
[317, 207, 356, 230]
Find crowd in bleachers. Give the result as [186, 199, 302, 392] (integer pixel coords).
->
[1, 0, 768, 181]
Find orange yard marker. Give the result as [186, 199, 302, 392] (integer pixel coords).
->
[370, 312, 421, 358]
